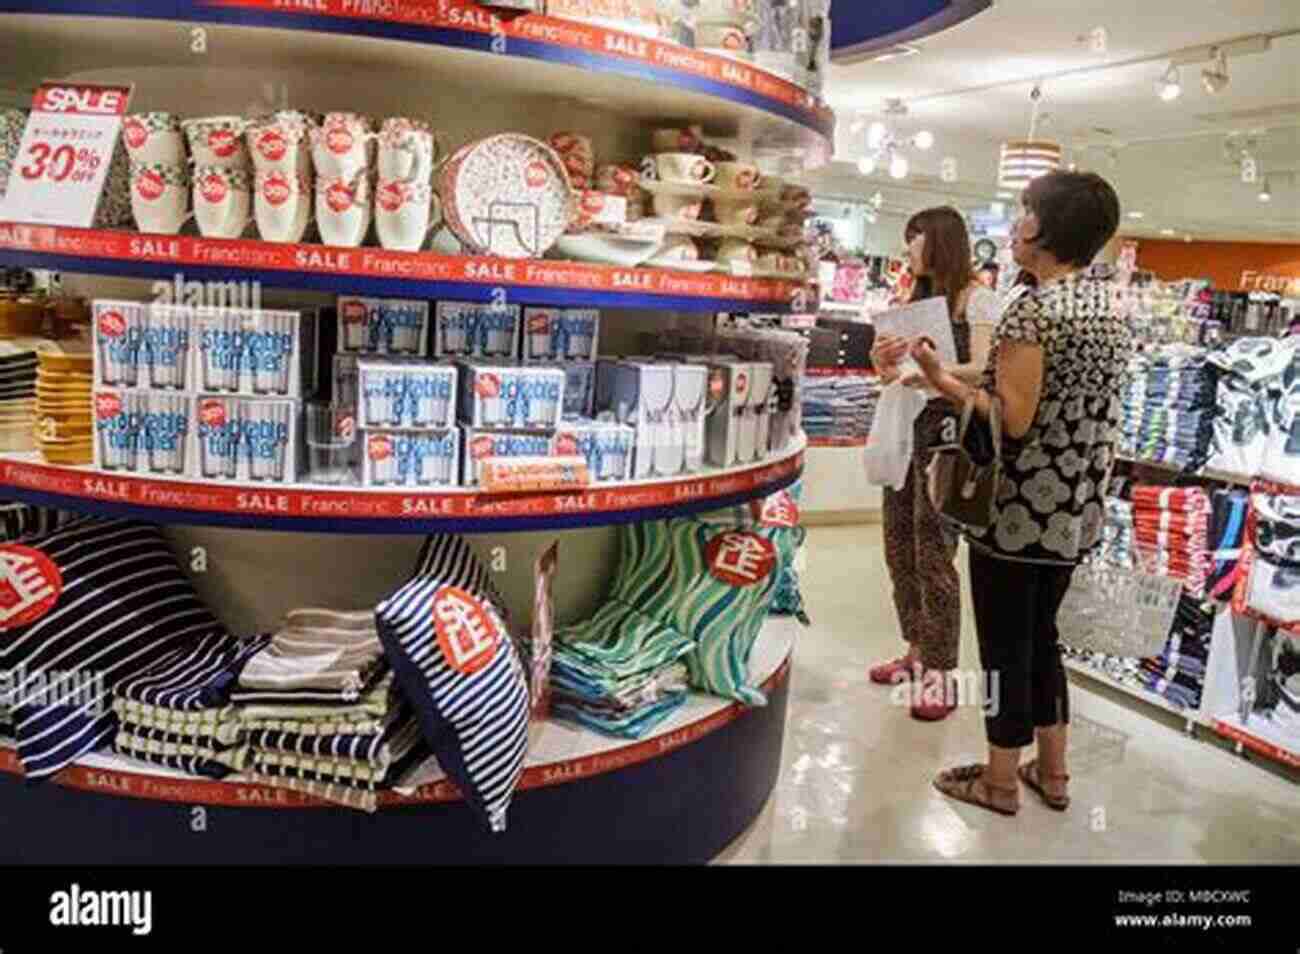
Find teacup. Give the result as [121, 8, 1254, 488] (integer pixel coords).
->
[596, 163, 641, 196]
[375, 179, 441, 252]
[715, 238, 758, 266]
[713, 198, 760, 226]
[316, 172, 371, 247]
[654, 152, 715, 185]
[654, 234, 701, 262]
[182, 116, 249, 169]
[254, 170, 312, 243]
[129, 161, 190, 235]
[758, 251, 797, 274]
[652, 193, 704, 221]
[377, 118, 440, 184]
[193, 165, 252, 238]
[122, 113, 185, 166]
[247, 117, 310, 176]
[310, 113, 373, 179]
[549, 132, 595, 191]
[696, 24, 751, 53]
[715, 161, 762, 192]
[651, 127, 703, 153]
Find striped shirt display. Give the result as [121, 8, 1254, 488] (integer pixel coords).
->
[1, 517, 228, 779]
[376, 535, 530, 833]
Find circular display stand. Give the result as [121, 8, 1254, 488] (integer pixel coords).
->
[0, 622, 794, 864]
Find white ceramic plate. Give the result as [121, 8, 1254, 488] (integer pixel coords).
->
[553, 232, 663, 267]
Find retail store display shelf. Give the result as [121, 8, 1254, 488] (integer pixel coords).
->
[807, 436, 867, 448]
[0, 619, 796, 810]
[0, 2, 833, 146]
[0, 225, 811, 314]
[0, 438, 804, 534]
[1116, 456, 1253, 488]
[1063, 657, 1206, 729]
[1210, 713, 1300, 770]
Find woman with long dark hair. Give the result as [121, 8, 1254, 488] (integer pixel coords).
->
[868, 207, 999, 720]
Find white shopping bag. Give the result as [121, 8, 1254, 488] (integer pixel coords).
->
[862, 380, 928, 490]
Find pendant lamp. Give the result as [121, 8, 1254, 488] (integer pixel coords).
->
[998, 86, 1061, 191]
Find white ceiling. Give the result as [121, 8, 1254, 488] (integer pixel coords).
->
[806, 0, 1300, 243]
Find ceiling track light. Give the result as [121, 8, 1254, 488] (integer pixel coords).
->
[1201, 47, 1229, 94]
[1259, 178, 1273, 203]
[1155, 62, 1182, 101]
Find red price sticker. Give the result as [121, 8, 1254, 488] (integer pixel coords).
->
[0, 81, 133, 227]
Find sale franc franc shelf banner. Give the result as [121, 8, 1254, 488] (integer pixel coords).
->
[0, 450, 803, 528]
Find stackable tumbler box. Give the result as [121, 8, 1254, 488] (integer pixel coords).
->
[686, 356, 753, 468]
[668, 363, 708, 475]
[94, 389, 194, 477]
[337, 296, 430, 355]
[435, 302, 522, 359]
[191, 395, 301, 484]
[190, 307, 319, 399]
[522, 307, 600, 363]
[533, 361, 595, 419]
[361, 429, 460, 488]
[94, 301, 192, 391]
[461, 428, 557, 487]
[553, 419, 634, 484]
[356, 359, 457, 431]
[457, 362, 566, 431]
[595, 359, 676, 480]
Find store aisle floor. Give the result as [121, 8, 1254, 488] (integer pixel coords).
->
[717, 525, 1300, 864]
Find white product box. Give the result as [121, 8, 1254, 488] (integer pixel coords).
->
[191, 394, 301, 484]
[669, 363, 708, 475]
[190, 307, 319, 399]
[595, 359, 676, 479]
[93, 389, 194, 477]
[748, 361, 776, 461]
[337, 296, 429, 355]
[361, 429, 460, 488]
[93, 300, 192, 391]
[435, 302, 522, 359]
[456, 362, 566, 431]
[461, 428, 557, 487]
[522, 308, 600, 363]
[333, 353, 358, 407]
[554, 419, 634, 484]
[356, 358, 457, 431]
[534, 361, 595, 419]
[685, 356, 753, 468]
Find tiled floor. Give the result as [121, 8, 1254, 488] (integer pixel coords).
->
[716, 525, 1300, 864]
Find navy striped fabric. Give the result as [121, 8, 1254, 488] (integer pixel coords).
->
[376, 535, 530, 833]
[116, 631, 271, 711]
[2, 518, 227, 779]
[245, 704, 418, 766]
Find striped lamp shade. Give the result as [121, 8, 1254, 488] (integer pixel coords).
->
[998, 139, 1063, 190]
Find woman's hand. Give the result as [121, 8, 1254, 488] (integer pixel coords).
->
[909, 337, 944, 384]
[871, 334, 910, 375]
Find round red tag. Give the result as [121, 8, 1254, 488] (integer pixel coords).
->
[97, 310, 126, 339]
[326, 127, 353, 155]
[475, 374, 501, 399]
[199, 399, 227, 428]
[432, 585, 501, 675]
[555, 433, 578, 456]
[470, 436, 495, 460]
[135, 169, 165, 201]
[200, 174, 228, 205]
[326, 182, 353, 214]
[94, 392, 123, 419]
[705, 531, 777, 588]
[368, 435, 393, 461]
[262, 173, 291, 207]
[525, 161, 548, 189]
[257, 129, 288, 162]
[378, 181, 406, 213]
[0, 544, 64, 631]
[123, 118, 148, 150]
[208, 128, 239, 158]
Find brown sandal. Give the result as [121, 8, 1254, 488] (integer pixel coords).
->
[1019, 759, 1070, 811]
[933, 764, 1019, 817]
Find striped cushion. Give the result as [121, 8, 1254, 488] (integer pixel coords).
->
[606, 517, 802, 705]
[115, 630, 271, 711]
[375, 535, 530, 833]
[1, 517, 228, 779]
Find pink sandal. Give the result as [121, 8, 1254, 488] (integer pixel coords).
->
[869, 654, 918, 685]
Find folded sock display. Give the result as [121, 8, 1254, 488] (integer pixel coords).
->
[1130, 485, 1212, 596]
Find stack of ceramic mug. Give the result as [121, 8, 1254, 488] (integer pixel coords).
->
[247, 111, 316, 244]
[0, 108, 28, 201]
[183, 115, 255, 239]
[124, 113, 191, 235]
[373, 117, 442, 252]
[694, 0, 756, 60]
[309, 112, 373, 248]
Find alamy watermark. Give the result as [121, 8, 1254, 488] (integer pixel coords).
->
[889, 667, 1002, 717]
[0, 665, 107, 716]
[151, 273, 262, 310]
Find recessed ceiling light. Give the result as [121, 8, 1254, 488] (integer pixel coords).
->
[1155, 63, 1182, 102]
[1128, 211, 1145, 219]
[1259, 178, 1273, 202]
[1160, 228, 1176, 236]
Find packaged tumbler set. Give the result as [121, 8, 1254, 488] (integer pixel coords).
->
[355, 358, 460, 488]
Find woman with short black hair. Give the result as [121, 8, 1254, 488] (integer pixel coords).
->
[911, 171, 1132, 815]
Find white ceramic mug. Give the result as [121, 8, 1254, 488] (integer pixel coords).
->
[715, 161, 762, 192]
[651, 193, 704, 221]
[122, 113, 185, 166]
[376, 118, 440, 184]
[247, 117, 310, 176]
[651, 127, 702, 153]
[715, 238, 758, 266]
[193, 165, 252, 238]
[713, 198, 760, 226]
[375, 179, 442, 252]
[129, 161, 190, 234]
[255, 170, 312, 243]
[316, 172, 371, 247]
[182, 116, 249, 169]
[311, 113, 373, 179]
[655, 234, 701, 262]
[654, 152, 715, 184]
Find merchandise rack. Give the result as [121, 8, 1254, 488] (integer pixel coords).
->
[1063, 657, 1204, 736]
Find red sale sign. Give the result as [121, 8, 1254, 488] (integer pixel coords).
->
[0, 81, 133, 228]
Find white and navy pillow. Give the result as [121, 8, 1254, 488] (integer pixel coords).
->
[115, 630, 271, 712]
[375, 535, 529, 833]
[1, 517, 227, 779]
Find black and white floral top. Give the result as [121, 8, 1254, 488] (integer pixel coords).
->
[967, 275, 1134, 565]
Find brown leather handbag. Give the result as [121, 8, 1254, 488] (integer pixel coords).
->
[926, 392, 1002, 530]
